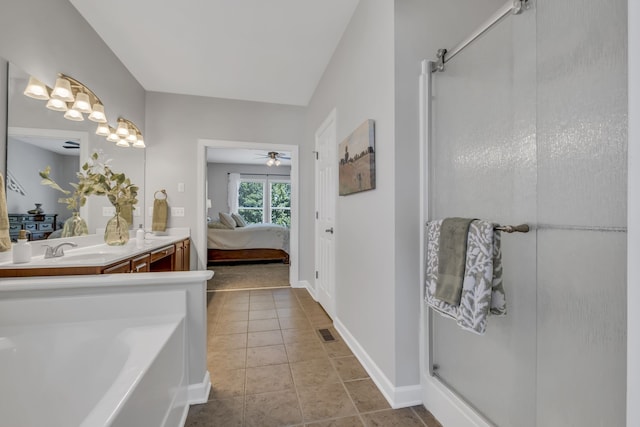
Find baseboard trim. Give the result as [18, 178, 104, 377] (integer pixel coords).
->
[187, 370, 211, 404]
[333, 318, 421, 409]
[422, 373, 493, 427]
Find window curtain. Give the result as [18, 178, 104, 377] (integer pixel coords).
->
[227, 173, 241, 213]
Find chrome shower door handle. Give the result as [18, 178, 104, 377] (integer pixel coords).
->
[325, 227, 334, 234]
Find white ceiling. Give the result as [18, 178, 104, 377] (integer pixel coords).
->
[69, 0, 360, 106]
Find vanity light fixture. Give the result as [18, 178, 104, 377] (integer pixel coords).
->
[115, 119, 129, 137]
[95, 122, 110, 137]
[45, 98, 68, 112]
[106, 127, 120, 142]
[132, 133, 145, 149]
[23, 73, 145, 149]
[64, 107, 84, 121]
[23, 76, 50, 100]
[51, 77, 74, 102]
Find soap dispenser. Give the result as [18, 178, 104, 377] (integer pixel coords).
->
[12, 230, 32, 264]
[136, 224, 145, 247]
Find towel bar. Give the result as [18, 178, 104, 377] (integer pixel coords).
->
[494, 224, 529, 233]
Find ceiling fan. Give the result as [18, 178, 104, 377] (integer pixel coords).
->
[257, 151, 291, 166]
[62, 140, 80, 149]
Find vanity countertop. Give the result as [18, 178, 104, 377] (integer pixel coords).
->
[0, 229, 190, 270]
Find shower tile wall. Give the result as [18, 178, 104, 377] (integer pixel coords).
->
[429, 0, 627, 426]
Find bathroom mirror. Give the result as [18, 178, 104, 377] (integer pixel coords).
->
[5, 62, 145, 238]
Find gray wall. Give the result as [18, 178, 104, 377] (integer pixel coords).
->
[0, 0, 146, 232]
[207, 162, 291, 218]
[6, 139, 76, 221]
[145, 92, 305, 268]
[305, 0, 400, 385]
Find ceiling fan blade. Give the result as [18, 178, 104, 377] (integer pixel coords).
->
[64, 141, 80, 146]
[63, 145, 80, 149]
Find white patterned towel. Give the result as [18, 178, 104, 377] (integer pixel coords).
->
[425, 219, 506, 335]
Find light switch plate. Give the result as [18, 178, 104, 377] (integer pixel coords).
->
[102, 206, 115, 216]
[171, 207, 185, 217]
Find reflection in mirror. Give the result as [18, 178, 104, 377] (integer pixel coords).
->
[6, 63, 145, 240]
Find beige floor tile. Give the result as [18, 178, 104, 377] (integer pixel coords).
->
[330, 356, 368, 381]
[208, 368, 245, 400]
[208, 333, 247, 351]
[411, 404, 443, 427]
[213, 320, 248, 335]
[249, 301, 277, 310]
[274, 299, 298, 308]
[248, 318, 281, 332]
[291, 358, 341, 388]
[323, 341, 353, 358]
[207, 348, 246, 371]
[361, 408, 424, 426]
[298, 382, 358, 422]
[247, 330, 284, 347]
[285, 341, 328, 362]
[279, 316, 313, 330]
[276, 307, 306, 318]
[282, 328, 322, 344]
[217, 311, 249, 323]
[304, 416, 364, 427]
[221, 302, 250, 312]
[244, 390, 303, 427]
[245, 363, 294, 395]
[246, 344, 288, 367]
[343, 379, 390, 412]
[249, 308, 278, 320]
[185, 397, 244, 427]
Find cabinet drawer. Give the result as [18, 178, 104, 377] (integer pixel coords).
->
[150, 245, 175, 263]
[102, 261, 131, 274]
[24, 223, 37, 231]
[38, 223, 54, 231]
[44, 215, 56, 222]
[9, 224, 21, 231]
[131, 254, 150, 273]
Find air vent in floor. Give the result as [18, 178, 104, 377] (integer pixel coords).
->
[317, 328, 336, 342]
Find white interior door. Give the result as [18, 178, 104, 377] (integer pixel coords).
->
[315, 110, 336, 318]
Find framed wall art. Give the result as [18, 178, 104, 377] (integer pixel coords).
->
[338, 119, 375, 196]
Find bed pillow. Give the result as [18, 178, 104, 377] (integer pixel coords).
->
[208, 221, 232, 229]
[219, 212, 237, 229]
[231, 213, 247, 227]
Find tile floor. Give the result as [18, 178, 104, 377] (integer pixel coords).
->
[184, 287, 442, 427]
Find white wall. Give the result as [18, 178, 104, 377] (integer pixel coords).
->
[145, 92, 306, 269]
[207, 162, 291, 217]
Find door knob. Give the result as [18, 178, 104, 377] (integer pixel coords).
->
[325, 227, 334, 234]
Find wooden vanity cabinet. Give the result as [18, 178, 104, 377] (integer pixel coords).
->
[0, 238, 191, 277]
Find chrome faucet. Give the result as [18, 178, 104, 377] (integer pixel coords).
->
[43, 242, 78, 258]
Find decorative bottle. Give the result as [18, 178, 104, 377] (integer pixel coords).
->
[136, 224, 145, 247]
[12, 230, 32, 264]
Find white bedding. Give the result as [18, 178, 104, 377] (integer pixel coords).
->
[207, 223, 290, 253]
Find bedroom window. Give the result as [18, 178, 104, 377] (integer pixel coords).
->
[237, 177, 291, 227]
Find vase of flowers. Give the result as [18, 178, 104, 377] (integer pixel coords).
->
[40, 152, 138, 244]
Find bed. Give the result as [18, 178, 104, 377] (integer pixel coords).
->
[207, 223, 290, 265]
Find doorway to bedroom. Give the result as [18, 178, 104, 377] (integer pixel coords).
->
[196, 139, 299, 292]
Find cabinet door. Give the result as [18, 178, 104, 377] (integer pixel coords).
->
[183, 239, 190, 271]
[174, 241, 184, 271]
[102, 260, 131, 274]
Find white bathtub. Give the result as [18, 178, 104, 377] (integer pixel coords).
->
[0, 271, 213, 427]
